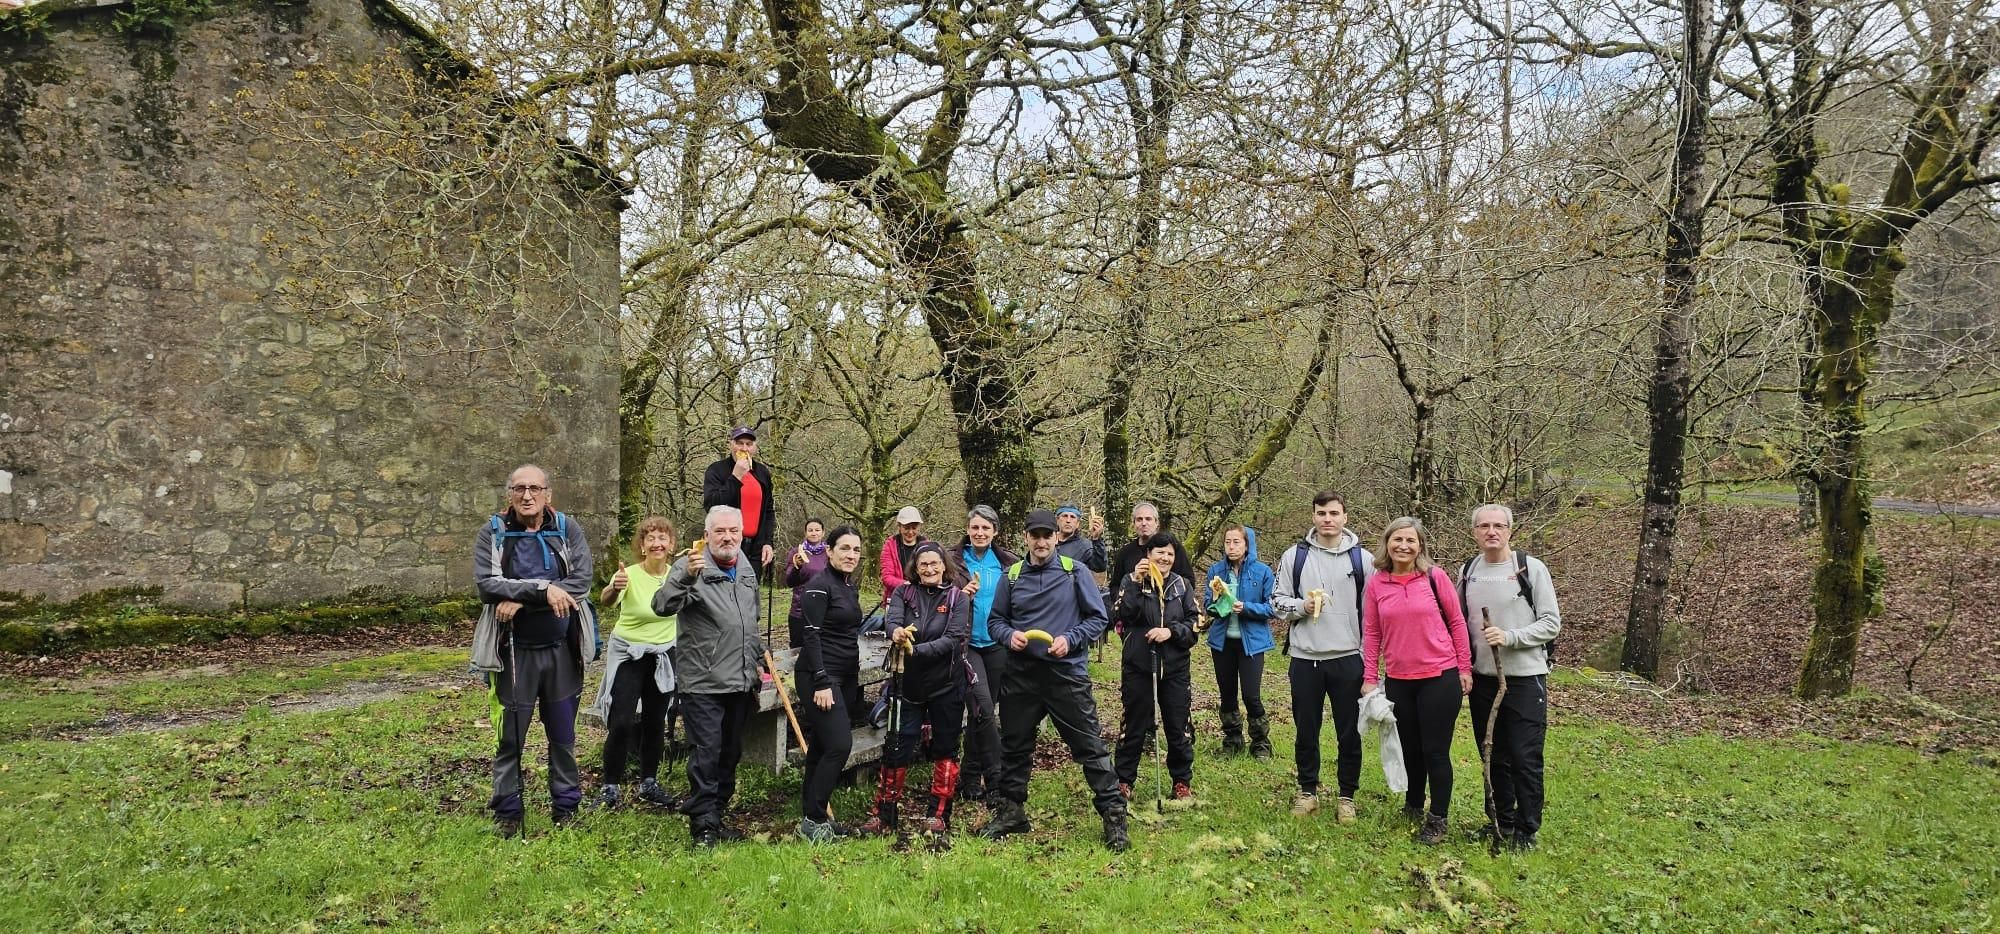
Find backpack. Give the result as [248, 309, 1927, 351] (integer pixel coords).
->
[1282, 540, 1366, 654]
[1004, 555, 1094, 644]
[486, 511, 600, 663]
[1457, 551, 1553, 662]
[1288, 539, 1367, 617]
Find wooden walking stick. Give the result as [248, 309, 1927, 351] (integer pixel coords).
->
[763, 646, 809, 757]
[1479, 607, 1508, 855]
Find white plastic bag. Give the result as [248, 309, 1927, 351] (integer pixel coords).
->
[1358, 687, 1406, 794]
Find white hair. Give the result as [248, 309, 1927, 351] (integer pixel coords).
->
[705, 505, 743, 532]
[1471, 503, 1514, 525]
[1131, 501, 1159, 519]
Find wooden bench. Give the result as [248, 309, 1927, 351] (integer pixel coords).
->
[744, 634, 896, 775]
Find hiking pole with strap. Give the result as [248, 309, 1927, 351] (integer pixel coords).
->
[1479, 607, 1508, 855]
[884, 635, 909, 838]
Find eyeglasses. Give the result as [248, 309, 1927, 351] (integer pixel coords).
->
[509, 485, 549, 496]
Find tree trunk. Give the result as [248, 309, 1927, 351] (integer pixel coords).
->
[1621, 0, 1711, 681]
[1184, 306, 1342, 555]
[757, 0, 1038, 523]
[1797, 254, 1897, 698]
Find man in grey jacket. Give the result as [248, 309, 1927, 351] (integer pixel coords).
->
[1271, 490, 1372, 823]
[1462, 503, 1562, 851]
[472, 464, 595, 838]
[654, 505, 763, 848]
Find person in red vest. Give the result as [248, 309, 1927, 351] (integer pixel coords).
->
[702, 426, 777, 576]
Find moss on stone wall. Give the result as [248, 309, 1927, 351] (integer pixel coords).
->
[0, 587, 476, 654]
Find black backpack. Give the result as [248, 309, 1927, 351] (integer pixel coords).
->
[1281, 539, 1367, 653]
[1457, 551, 1553, 662]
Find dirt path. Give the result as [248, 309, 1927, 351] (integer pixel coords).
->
[49, 671, 466, 740]
[1728, 491, 2000, 519]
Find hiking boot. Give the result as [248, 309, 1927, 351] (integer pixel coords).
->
[1102, 811, 1131, 852]
[636, 777, 680, 809]
[1402, 804, 1425, 825]
[1172, 781, 1193, 800]
[1471, 822, 1514, 845]
[591, 784, 624, 811]
[922, 813, 950, 835]
[1509, 831, 1538, 852]
[1290, 791, 1319, 816]
[978, 799, 1031, 840]
[1247, 716, 1273, 759]
[1117, 782, 1133, 801]
[1416, 813, 1448, 845]
[493, 816, 522, 839]
[551, 809, 578, 829]
[1219, 711, 1244, 756]
[1336, 797, 1357, 824]
[857, 812, 896, 837]
[691, 826, 720, 849]
[715, 824, 748, 842]
[798, 816, 855, 843]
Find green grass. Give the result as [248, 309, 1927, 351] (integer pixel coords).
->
[0, 647, 464, 740]
[0, 650, 1994, 931]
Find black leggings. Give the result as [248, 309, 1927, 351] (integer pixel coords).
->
[1386, 670, 1462, 818]
[600, 653, 670, 784]
[1212, 638, 1267, 721]
[799, 676, 863, 822]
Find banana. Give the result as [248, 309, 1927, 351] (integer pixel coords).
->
[1022, 629, 1056, 645]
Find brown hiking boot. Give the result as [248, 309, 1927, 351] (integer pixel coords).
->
[1417, 813, 1448, 845]
[1336, 797, 1357, 824]
[1290, 791, 1318, 816]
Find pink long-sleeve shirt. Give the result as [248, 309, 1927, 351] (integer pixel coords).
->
[1361, 566, 1472, 684]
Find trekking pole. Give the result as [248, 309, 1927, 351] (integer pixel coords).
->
[1479, 607, 1508, 855]
[1152, 646, 1166, 816]
[885, 636, 908, 836]
[763, 646, 809, 757]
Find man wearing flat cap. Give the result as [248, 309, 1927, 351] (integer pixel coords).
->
[702, 426, 777, 575]
[979, 509, 1128, 851]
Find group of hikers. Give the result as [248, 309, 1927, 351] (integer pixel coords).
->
[470, 426, 1562, 853]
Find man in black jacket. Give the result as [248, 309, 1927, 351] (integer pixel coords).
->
[1110, 501, 1193, 585]
[701, 426, 776, 574]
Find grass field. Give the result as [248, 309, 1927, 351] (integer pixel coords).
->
[2, 645, 1995, 932]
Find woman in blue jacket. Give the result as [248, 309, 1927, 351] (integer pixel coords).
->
[1204, 525, 1276, 757]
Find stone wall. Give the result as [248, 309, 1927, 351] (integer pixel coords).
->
[0, 0, 622, 609]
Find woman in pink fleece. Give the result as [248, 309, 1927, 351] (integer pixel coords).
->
[1360, 516, 1472, 845]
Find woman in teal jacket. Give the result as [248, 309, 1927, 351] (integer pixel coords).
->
[1204, 525, 1276, 757]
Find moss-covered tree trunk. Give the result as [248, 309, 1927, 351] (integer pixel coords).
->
[1797, 255, 1895, 697]
[1773, 1, 1997, 698]
[757, 0, 1037, 522]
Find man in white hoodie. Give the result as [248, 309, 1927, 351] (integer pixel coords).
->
[1461, 503, 1562, 851]
[1271, 490, 1373, 821]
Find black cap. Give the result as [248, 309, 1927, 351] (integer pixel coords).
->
[1023, 509, 1059, 534]
[728, 425, 756, 441]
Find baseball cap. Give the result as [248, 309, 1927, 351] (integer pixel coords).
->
[1024, 509, 1060, 534]
[895, 506, 924, 525]
[728, 426, 756, 441]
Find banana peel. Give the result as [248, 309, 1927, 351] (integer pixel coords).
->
[688, 538, 707, 557]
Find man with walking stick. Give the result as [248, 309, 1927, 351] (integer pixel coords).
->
[1460, 504, 1563, 852]
[654, 506, 763, 848]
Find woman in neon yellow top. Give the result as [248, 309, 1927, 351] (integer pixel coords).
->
[590, 516, 681, 810]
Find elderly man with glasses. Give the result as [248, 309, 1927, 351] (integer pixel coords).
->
[471, 464, 597, 838]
